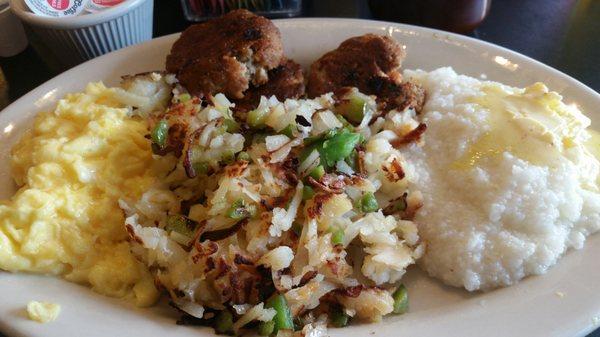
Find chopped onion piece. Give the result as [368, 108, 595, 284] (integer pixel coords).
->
[206, 108, 221, 121]
[173, 299, 205, 319]
[232, 303, 276, 333]
[212, 93, 233, 112]
[258, 246, 295, 271]
[298, 149, 320, 175]
[269, 182, 304, 237]
[270, 137, 302, 163]
[232, 304, 252, 315]
[370, 116, 386, 134]
[198, 122, 217, 147]
[312, 110, 342, 135]
[357, 108, 374, 130]
[336, 160, 355, 175]
[242, 186, 262, 203]
[266, 135, 291, 152]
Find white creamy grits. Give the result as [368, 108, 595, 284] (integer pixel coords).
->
[402, 67, 600, 291]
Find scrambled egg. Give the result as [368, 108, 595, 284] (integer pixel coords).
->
[0, 83, 170, 307]
[26, 301, 61, 323]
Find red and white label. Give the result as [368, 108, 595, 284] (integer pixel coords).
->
[86, 0, 124, 12]
[24, 0, 125, 16]
[46, 0, 69, 10]
[25, 0, 88, 16]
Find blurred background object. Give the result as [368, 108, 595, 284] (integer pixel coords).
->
[368, 0, 491, 33]
[9, 0, 154, 71]
[181, 0, 302, 21]
[0, 66, 8, 110]
[0, 0, 28, 57]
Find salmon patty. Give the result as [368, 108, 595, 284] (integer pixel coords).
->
[308, 34, 425, 112]
[234, 59, 305, 112]
[166, 9, 284, 99]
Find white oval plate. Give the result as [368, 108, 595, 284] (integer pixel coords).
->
[1, 18, 599, 337]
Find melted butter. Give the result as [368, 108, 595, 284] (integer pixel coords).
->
[452, 83, 587, 169]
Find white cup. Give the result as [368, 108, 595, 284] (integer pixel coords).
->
[9, 0, 153, 70]
[0, 1, 28, 57]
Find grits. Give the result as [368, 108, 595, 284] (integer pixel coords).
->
[403, 68, 600, 291]
[0, 82, 173, 306]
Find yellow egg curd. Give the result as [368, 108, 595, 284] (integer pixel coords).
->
[26, 301, 61, 323]
[0, 83, 170, 307]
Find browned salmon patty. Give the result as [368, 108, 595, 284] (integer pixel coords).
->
[166, 9, 284, 99]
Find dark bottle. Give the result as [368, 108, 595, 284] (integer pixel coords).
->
[368, 0, 492, 34]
